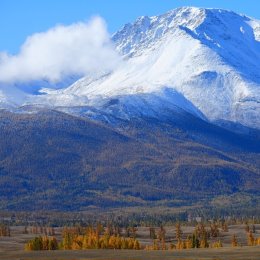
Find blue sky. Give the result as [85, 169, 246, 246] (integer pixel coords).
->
[1, 0, 260, 54]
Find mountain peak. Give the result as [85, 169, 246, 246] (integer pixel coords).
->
[0, 7, 259, 131]
[66, 7, 259, 129]
[112, 7, 207, 56]
[113, 6, 257, 57]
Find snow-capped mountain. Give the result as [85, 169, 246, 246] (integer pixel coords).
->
[1, 7, 260, 212]
[1, 7, 260, 129]
[0, 85, 28, 109]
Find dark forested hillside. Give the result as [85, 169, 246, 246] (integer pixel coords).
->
[0, 109, 259, 211]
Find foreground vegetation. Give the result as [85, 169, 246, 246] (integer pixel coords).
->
[22, 221, 260, 252]
[0, 221, 260, 260]
[25, 226, 140, 250]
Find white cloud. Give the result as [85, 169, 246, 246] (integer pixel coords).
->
[0, 17, 121, 85]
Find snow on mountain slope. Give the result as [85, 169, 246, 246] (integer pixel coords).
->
[2, 7, 260, 129]
[44, 7, 258, 128]
[0, 85, 28, 109]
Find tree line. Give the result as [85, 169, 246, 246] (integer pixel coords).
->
[24, 222, 260, 251]
[25, 224, 140, 250]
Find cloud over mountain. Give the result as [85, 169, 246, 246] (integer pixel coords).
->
[0, 17, 121, 84]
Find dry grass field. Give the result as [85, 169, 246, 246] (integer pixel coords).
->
[0, 225, 259, 260]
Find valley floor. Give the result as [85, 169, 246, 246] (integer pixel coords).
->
[0, 225, 259, 260]
[0, 247, 260, 260]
